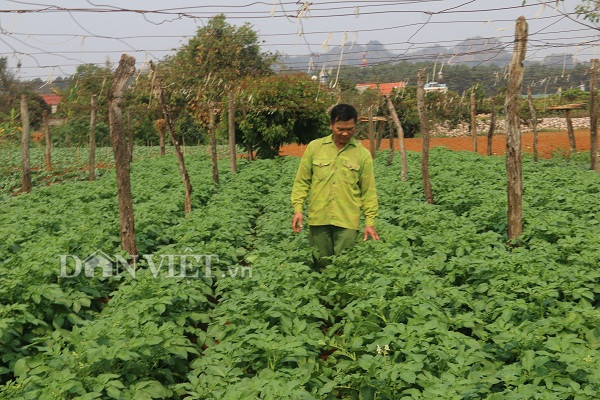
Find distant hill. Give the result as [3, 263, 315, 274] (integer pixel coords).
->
[281, 36, 573, 70]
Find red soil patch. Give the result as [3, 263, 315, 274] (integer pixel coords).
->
[279, 129, 594, 158]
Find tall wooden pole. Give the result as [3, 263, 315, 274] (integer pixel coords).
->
[367, 106, 376, 159]
[590, 58, 599, 172]
[228, 92, 237, 173]
[209, 105, 219, 184]
[43, 109, 51, 170]
[149, 61, 193, 214]
[526, 86, 539, 162]
[471, 91, 477, 153]
[417, 69, 434, 204]
[108, 54, 138, 256]
[20, 95, 31, 193]
[89, 94, 97, 181]
[565, 109, 576, 154]
[487, 97, 496, 156]
[382, 101, 395, 166]
[385, 95, 408, 180]
[505, 16, 528, 241]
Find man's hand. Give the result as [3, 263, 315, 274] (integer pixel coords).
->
[363, 226, 380, 241]
[292, 212, 304, 233]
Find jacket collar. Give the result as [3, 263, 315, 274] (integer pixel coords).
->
[323, 134, 357, 147]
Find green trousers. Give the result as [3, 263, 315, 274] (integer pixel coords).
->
[308, 225, 358, 270]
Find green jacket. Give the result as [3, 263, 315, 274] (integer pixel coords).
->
[291, 134, 378, 230]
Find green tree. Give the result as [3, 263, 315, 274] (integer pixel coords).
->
[229, 74, 335, 158]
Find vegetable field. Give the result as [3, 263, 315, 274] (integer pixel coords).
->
[1, 148, 599, 399]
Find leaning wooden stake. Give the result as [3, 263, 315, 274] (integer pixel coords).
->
[228, 93, 237, 173]
[526, 86, 539, 162]
[43, 109, 51, 170]
[367, 106, 376, 159]
[20, 95, 31, 193]
[150, 61, 193, 213]
[590, 58, 599, 172]
[209, 104, 219, 184]
[487, 97, 496, 156]
[565, 109, 576, 154]
[471, 91, 478, 153]
[89, 94, 97, 181]
[385, 95, 408, 180]
[417, 69, 434, 204]
[382, 103, 395, 166]
[108, 54, 138, 256]
[505, 16, 528, 241]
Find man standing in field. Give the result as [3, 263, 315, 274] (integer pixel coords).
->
[291, 104, 379, 268]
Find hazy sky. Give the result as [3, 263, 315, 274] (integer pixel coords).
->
[0, 0, 596, 80]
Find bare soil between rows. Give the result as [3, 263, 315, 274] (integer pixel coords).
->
[279, 129, 594, 158]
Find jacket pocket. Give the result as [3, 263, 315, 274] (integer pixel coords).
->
[341, 159, 360, 184]
[312, 159, 332, 181]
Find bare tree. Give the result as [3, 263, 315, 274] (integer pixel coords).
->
[89, 94, 97, 181]
[487, 97, 496, 156]
[471, 91, 478, 153]
[505, 17, 528, 241]
[43, 109, 51, 170]
[228, 92, 237, 173]
[417, 69, 434, 204]
[209, 104, 219, 184]
[150, 61, 193, 213]
[368, 106, 376, 159]
[108, 54, 138, 256]
[590, 58, 599, 172]
[385, 95, 408, 180]
[20, 95, 31, 193]
[526, 86, 539, 162]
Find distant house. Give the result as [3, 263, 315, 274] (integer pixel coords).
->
[41, 94, 62, 114]
[355, 82, 406, 95]
[423, 82, 448, 93]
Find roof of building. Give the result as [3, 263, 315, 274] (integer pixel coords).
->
[355, 82, 406, 95]
[41, 94, 62, 106]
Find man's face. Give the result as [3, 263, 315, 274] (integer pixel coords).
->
[330, 119, 356, 146]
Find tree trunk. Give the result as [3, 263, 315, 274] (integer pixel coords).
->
[20, 95, 31, 193]
[248, 142, 254, 161]
[471, 91, 477, 153]
[505, 16, 528, 241]
[565, 109, 576, 154]
[376, 122, 383, 152]
[127, 109, 134, 163]
[590, 58, 599, 172]
[89, 94, 97, 181]
[417, 69, 434, 204]
[209, 105, 220, 184]
[526, 87, 539, 162]
[384, 108, 395, 166]
[150, 61, 193, 214]
[43, 109, 51, 170]
[228, 93, 237, 173]
[108, 54, 138, 257]
[487, 97, 496, 156]
[367, 106, 376, 159]
[385, 95, 408, 180]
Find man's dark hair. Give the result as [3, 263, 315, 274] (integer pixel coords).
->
[330, 104, 358, 124]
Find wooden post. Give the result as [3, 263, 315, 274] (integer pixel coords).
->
[108, 54, 138, 257]
[127, 109, 134, 163]
[590, 58, 599, 172]
[376, 121, 383, 151]
[228, 92, 237, 173]
[20, 95, 31, 193]
[43, 109, 51, 170]
[417, 69, 434, 204]
[487, 97, 496, 156]
[471, 91, 477, 153]
[526, 87, 539, 162]
[89, 94, 97, 181]
[158, 119, 166, 156]
[383, 103, 395, 166]
[385, 95, 408, 180]
[505, 16, 528, 241]
[149, 61, 193, 213]
[367, 106, 376, 158]
[209, 104, 219, 184]
[565, 109, 576, 154]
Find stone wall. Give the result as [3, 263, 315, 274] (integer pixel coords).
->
[431, 117, 590, 137]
